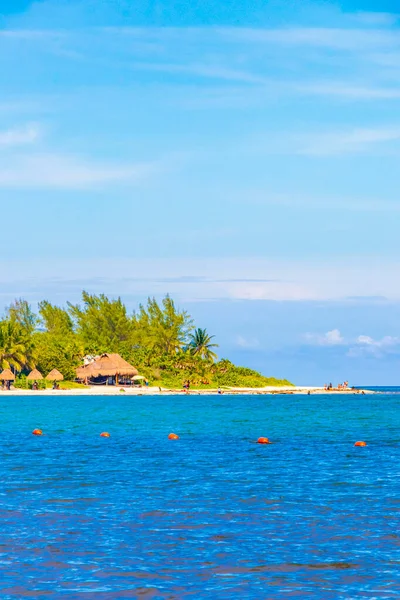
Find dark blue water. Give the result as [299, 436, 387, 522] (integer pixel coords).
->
[0, 391, 399, 599]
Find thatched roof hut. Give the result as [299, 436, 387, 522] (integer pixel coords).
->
[46, 369, 64, 381]
[27, 368, 43, 381]
[77, 353, 138, 383]
[0, 368, 15, 381]
[76, 366, 88, 379]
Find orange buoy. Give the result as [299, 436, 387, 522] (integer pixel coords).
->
[100, 432, 110, 438]
[168, 433, 179, 440]
[32, 429, 43, 436]
[354, 441, 367, 447]
[257, 437, 271, 444]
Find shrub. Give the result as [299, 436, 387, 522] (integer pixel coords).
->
[15, 374, 28, 389]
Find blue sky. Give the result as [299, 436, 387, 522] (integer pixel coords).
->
[1, 0, 400, 384]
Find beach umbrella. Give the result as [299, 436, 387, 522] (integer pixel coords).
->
[46, 369, 64, 382]
[27, 368, 43, 381]
[0, 368, 15, 381]
[132, 375, 146, 380]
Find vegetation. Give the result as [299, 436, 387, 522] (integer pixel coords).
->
[187, 328, 218, 361]
[14, 376, 86, 390]
[0, 292, 292, 389]
[0, 307, 35, 371]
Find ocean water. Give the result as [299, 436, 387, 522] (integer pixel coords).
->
[0, 391, 399, 599]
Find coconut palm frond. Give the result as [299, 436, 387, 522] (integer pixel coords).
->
[187, 328, 219, 361]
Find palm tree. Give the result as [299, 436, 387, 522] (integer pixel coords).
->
[187, 328, 218, 361]
[0, 319, 32, 371]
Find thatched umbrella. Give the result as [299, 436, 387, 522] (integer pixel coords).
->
[0, 368, 15, 381]
[27, 368, 43, 381]
[46, 369, 64, 382]
[76, 353, 138, 385]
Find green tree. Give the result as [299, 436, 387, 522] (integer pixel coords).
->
[68, 291, 135, 354]
[39, 301, 74, 335]
[34, 332, 84, 380]
[0, 318, 33, 371]
[134, 296, 193, 355]
[0, 290, 290, 387]
[188, 328, 218, 361]
[6, 299, 37, 336]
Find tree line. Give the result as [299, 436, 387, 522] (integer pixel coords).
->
[0, 292, 290, 388]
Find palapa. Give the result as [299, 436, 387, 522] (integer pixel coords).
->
[76, 353, 138, 382]
[0, 368, 15, 381]
[27, 368, 43, 381]
[46, 368, 64, 381]
[76, 366, 89, 379]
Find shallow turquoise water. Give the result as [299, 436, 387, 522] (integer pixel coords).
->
[0, 392, 399, 599]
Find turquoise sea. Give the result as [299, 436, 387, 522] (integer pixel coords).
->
[0, 390, 399, 599]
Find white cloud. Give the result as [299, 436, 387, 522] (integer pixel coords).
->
[295, 82, 400, 100]
[0, 153, 156, 189]
[357, 335, 376, 345]
[216, 26, 398, 51]
[348, 335, 400, 357]
[225, 281, 315, 301]
[106, 26, 400, 102]
[294, 127, 400, 156]
[236, 335, 260, 349]
[106, 25, 399, 52]
[326, 329, 345, 344]
[356, 334, 399, 348]
[305, 329, 400, 357]
[1, 258, 400, 304]
[250, 126, 400, 157]
[131, 62, 266, 85]
[353, 12, 399, 26]
[305, 329, 345, 346]
[0, 124, 40, 146]
[238, 189, 400, 212]
[2, 24, 399, 106]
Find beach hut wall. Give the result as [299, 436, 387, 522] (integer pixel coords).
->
[0, 368, 15, 381]
[46, 369, 64, 381]
[27, 368, 43, 381]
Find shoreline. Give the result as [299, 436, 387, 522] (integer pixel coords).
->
[0, 385, 373, 396]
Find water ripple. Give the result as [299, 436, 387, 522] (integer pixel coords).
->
[0, 392, 399, 598]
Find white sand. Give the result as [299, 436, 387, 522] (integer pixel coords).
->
[0, 385, 371, 396]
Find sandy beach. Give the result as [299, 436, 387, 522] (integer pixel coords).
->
[0, 385, 372, 396]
